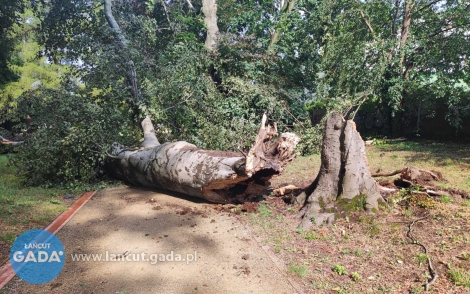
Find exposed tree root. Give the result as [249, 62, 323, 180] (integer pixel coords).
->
[375, 166, 468, 199]
[372, 169, 403, 177]
[407, 215, 437, 291]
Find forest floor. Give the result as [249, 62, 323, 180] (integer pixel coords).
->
[1, 140, 470, 293]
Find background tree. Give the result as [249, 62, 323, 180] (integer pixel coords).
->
[307, 0, 470, 135]
[0, 3, 65, 111]
[0, 0, 24, 87]
[1, 0, 469, 187]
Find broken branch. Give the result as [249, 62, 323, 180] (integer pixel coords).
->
[0, 135, 24, 146]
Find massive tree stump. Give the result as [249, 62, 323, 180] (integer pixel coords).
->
[298, 112, 384, 229]
[106, 115, 300, 203]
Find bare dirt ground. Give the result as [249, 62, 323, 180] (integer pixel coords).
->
[3, 186, 302, 294]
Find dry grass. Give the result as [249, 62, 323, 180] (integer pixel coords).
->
[251, 140, 470, 293]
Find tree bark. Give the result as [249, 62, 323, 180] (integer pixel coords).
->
[297, 112, 384, 230]
[202, 0, 219, 50]
[103, 0, 141, 106]
[0, 135, 23, 146]
[106, 114, 300, 203]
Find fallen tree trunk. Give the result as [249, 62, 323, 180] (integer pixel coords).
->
[106, 115, 300, 203]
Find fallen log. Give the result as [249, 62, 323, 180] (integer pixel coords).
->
[106, 115, 300, 203]
[0, 135, 24, 146]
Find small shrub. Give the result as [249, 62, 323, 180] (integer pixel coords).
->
[351, 272, 362, 281]
[332, 264, 348, 275]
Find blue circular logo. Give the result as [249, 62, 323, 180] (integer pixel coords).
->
[10, 229, 65, 284]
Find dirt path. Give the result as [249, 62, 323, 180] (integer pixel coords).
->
[5, 186, 301, 294]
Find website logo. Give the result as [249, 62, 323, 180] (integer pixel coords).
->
[10, 229, 65, 284]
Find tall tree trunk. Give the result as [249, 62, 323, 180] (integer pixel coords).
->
[399, 0, 412, 66]
[392, 0, 413, 136]
[297, 113, 383, 230]
[103, 0, 142, 107]
[202, 0, 219, 50]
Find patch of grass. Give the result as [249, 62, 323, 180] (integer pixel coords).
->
[414, 253, 428, 267]
[271, 154, 321, 188]
[351, 272, 362, 281]
[403, 208, 414, 217]
[258, 204, 273, 217]
[0, 155, 82, 242]
[304, 232, 319, 241]
[440, 195, 452, 203]
[288, 264, 309, 277]
[0, 232, 16, 244]
[358, 215, 381, 237]
[411, 285, 424, 293]
[352, 249, 365, 258]
[367, 141, 470, 192]
[449, 267, 470, 288]
[332, 264, 348, 275]
[459, 252, 470, 261]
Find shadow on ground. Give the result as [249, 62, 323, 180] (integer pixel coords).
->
[4, 186, 298, 294]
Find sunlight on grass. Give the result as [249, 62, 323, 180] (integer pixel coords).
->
[368, 141, 470, 192]
[0, 155, 72, 243]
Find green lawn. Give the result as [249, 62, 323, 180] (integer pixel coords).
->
[0, 155, 74, 245]
[368, 140, 470, 192]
